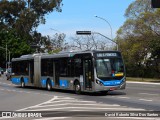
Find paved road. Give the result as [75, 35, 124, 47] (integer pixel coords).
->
[0, 75, 160, 120]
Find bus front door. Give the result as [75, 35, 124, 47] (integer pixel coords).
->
[84, 59, 93, 90]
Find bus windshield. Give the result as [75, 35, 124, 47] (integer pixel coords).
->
[96, 58, 124, 79]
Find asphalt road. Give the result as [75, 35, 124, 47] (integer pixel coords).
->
[0, 75, 160, 120]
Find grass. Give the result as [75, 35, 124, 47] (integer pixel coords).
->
[127, 77, 160, 83]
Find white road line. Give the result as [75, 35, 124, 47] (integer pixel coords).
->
[6, 89, 14, 92]
[17, 96, 58, 111]
[49, 100, 97, 104]
[139, 99, 153, 102]
[34, 117, 69, 120]
[23, 106, 144, 111]
[139, 93, 159, 96]
[0, 87, 54, 97]
[57, 97, 76, 99]
[118, 97, 130, 99]
[127, 81, 160, 85]
[23, 103, 121, 109]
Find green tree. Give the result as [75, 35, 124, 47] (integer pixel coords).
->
[116, 0, 160, 78]
[0, 0, 63, 67]
[0, 29, 32, 68]
[0, 0, 62, 35]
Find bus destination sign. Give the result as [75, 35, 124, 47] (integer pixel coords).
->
[96, 53, 117, 57]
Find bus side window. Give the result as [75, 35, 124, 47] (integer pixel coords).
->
[60, 59, 67, 76]
[75, 58, 83, 77]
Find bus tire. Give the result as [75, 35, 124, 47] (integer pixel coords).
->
[46, 80, 52, 91]
[74, 81, 81, 94]
[21, 79, 25, 88]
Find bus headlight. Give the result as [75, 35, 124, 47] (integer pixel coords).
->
[96, 79, 103, 86]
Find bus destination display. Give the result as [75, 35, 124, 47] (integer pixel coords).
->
[96, 53, 117, 57]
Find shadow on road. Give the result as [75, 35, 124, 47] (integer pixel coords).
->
[15, 86, 126, 96]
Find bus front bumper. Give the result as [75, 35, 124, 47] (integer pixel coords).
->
[95, 81, 126, 92]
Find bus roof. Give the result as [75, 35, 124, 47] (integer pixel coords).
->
[12, 50, 120, 61]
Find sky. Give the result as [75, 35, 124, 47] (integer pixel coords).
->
[37, 0, 135, 41]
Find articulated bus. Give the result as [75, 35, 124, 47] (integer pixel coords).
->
[11, 50, 126, 94]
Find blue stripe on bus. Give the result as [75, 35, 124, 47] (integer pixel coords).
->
[51, 81, 54, 87]
[12, 77, 21, 85]
[41, 79, 54, 87]
[100, 77, 125, 86]
[12, 77, 29, 85]
[59, 80, 68, 88]
[41, 79, 47, 87]
[24, 77, 29, 84]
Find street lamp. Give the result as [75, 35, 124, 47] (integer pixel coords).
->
[94, 15, 118, 50]
[95, 15, 113, 39]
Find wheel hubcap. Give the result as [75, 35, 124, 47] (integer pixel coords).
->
[76, 84, 80, 91]
[48, 83, 51, 90]
[21, 82, 24, 87]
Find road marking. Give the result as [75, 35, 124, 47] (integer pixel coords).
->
[23, 106, 144, 111]
[0, 82, 13, 86]
[16, 95, 145, 112]
[34, 117, 69, 120]
[17, 96, 58, 111]
[118, 97, 130, 99]
[0, 87, 54, 97]
[139, 99, 153, 102]
[23, 103, 121, 109]
[56, 97, 76, 100]
[139, 93, 159, 96]
[49, 100, 97, 104]
[35, 117, 158, 120]
[127, 81, 160, 85]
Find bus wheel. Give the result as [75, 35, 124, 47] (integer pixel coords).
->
[74, 81, 81, 94]
[21, 80, 25, 88]
[46, 80, 52, 91]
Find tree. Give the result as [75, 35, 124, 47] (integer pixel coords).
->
[0, 0, 62, 35]
[116, 0, 160, 78]
[70, 34, 113, 51]
[50, 33, 66, 53]
[0, 0, 63, 67]
[0, 0, 63, 45]
[0, 29, 32, 68]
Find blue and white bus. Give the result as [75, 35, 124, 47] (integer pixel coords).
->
[11, 50, 126, 94]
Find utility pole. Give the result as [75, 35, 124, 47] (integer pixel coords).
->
[6, 44, 7, 70]
[0, 46, 10, 70]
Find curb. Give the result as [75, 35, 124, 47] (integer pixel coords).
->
[127, 81, 160, 85]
